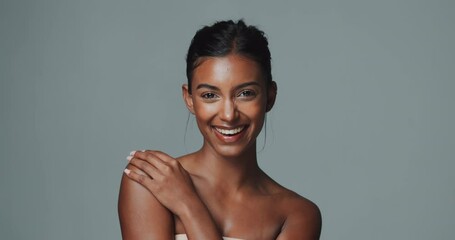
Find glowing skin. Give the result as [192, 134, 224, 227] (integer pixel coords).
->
[120, 53, 321, 240]
[183, 54, 271, 159]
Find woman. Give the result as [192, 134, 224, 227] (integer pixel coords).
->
[118, 20, 321, 240]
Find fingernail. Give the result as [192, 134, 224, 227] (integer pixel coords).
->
[126, 156, 133, 161]
[129, 151, 136, 156]
[124, 169, 131, 175]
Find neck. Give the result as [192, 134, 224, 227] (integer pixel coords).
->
[191, 141, 262, 192]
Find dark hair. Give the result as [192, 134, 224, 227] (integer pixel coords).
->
[186, 20, 272, 94]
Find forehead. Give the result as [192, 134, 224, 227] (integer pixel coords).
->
[192, 54, 264, 89]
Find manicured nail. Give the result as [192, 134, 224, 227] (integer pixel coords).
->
[129, 151, 136, 156]
[126, 156, 133, 161]
[124, 169, 131, 175]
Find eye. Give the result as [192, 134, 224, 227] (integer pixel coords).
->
[201, 92, 218, 99]
[238, 90, 256, 98]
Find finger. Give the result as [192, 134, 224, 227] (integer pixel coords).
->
[132, 150, 171, 174]
[143, 150, 181, 171]
[123, 168, 157, 192]
[145, 150, 174, 162]
[126, 163, 148, 176]
[150, 151, 183, 174]
[132, 150, 172, 161]
[127, 156, 162, 180]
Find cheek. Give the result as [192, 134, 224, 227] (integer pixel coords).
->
[239, 101, 266, 121]
[193, 101, 218, 123]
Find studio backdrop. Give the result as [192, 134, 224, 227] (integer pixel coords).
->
[1, 0, 454, 239]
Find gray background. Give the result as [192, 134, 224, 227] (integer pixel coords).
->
[1, 0, 454, 239]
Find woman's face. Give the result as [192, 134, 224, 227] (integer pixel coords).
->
[183, 54, 276, 158]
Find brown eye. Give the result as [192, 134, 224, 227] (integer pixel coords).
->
[201, 92, 218, 99]
[238, 90, 256, 98]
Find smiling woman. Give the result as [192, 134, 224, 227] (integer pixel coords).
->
[185, 55, 269, 158]
[118, 20, 321, 240]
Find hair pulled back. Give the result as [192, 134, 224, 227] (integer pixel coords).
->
[186, 20, 272, 93]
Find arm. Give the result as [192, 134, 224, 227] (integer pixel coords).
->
[276, 200, 322, 240]
[118, 164, 174, 240]
[122, 150, 223, 240]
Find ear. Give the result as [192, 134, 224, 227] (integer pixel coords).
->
[182, 84, 195, 114]
[266, 81, 277, 112]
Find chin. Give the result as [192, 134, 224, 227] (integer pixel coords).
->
[208, 140, 257, 159]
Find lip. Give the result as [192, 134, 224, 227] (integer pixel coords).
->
[212, 125, 248, 143]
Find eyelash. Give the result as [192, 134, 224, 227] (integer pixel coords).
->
[238, 90, 256, 98]
[200, 90, 256, 100]
[201, 92, 218, 99]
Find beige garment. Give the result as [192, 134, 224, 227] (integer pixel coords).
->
[175, 233, 244, 240]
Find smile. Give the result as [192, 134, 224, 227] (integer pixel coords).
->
[214, 126, 246, 136]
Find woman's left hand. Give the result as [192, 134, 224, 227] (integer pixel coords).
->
[124, 150, 199, 216]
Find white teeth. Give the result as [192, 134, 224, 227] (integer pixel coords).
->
[215, 126, 245, 135]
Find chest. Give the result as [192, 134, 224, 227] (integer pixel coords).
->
[174, 192, 284, 240]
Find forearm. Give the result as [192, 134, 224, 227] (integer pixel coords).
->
[178, 197, 223, 240]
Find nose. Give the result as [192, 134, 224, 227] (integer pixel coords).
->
[219, 98, 238, 123]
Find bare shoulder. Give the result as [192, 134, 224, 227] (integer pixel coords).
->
[175, 152, 200, 173]
[268, 182, 322, 239]
[175, 152, 197, 164]
[280, 189, 321, 221]
[118, 164, 174, 239]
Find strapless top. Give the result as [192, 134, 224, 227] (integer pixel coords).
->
[175, 233, 243, 240]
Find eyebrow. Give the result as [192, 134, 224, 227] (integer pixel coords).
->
[196, 81, 261, 91]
